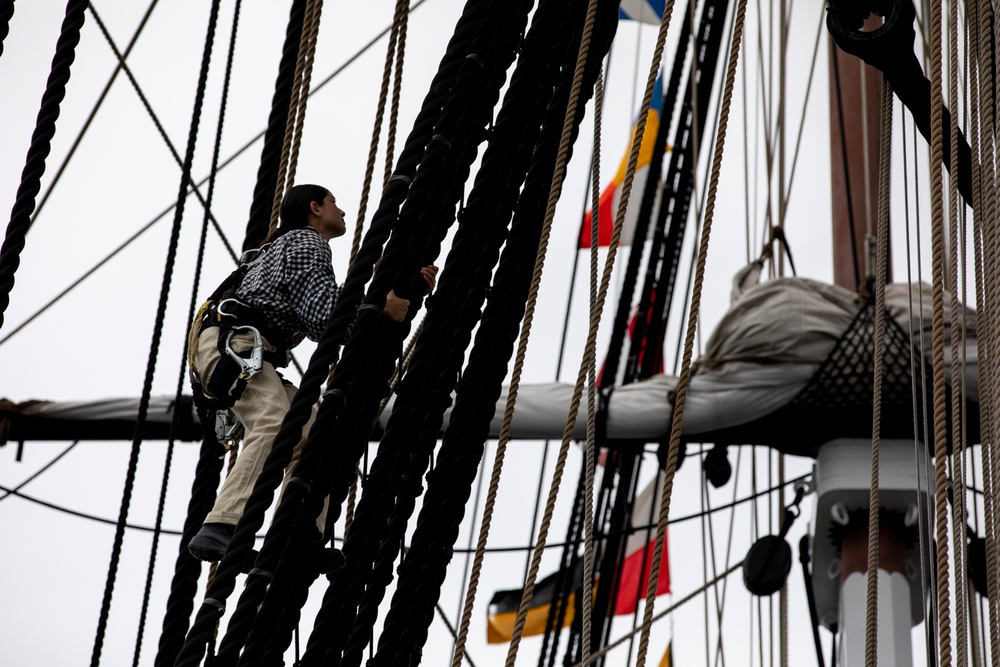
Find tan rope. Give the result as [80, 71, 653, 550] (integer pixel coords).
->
[581, 65, 604, 667]
[946, 1, 971, 663]
[268, 0, 324, 235]
[974, 0, 1000, 654]
[349, 0, 409, 271]
[927, 0, 954, 663]
[384, 5, 409, 191]
[283, 0, 323, 193]
[343, 465, 359, 538]
[633, 2, 747, 666]
[965, 1, 1000, 658]
[863, 75, 892, 667]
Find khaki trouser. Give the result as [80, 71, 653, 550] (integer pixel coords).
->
[194, 328, 327, 533]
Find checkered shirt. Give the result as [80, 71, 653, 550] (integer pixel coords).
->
[236, 227, 340, 348]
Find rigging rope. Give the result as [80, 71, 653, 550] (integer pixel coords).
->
[927, 0, 955, 663]
[241, 0, 307, 251]
[634, 0, 745, 664]
[268, 0, 324, 235]
[967, 0, 1000, 657]
[153, 2, 242, 664]
[0, 0, 87, 331]
[946, 1, 971, 662]
[581, 63, 603, 667]
[349, 0, 410, 271]
[863, 75, 892, 667]
[91, 1, 220, 665]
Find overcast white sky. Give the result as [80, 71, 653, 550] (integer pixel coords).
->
[0, 1, 955, 665]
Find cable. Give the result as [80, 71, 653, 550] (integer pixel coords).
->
[0, 441, 79, 502]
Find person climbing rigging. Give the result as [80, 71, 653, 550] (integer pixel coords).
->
[186, 183, 437, 563]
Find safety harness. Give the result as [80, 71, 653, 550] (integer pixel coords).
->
[187, 245, 291, 424]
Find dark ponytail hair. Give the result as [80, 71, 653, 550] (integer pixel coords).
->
[264, 183, 330, 244]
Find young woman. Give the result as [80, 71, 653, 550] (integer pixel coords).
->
[187, 184, 436, 562]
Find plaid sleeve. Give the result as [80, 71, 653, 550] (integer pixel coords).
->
[283, 230, 340, 342]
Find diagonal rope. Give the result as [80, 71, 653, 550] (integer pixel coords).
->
[30, 0, 160, 226]
[0, 0, 88, 331]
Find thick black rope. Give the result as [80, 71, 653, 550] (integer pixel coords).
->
[367, 3, 620, 663]
[198, 6, 492, 667]
[0, 0, 14, 61]
[198, 4, 500, 663]
[366, 0, 581, 662]
[90, 1, 220, 665]
[241, 0, 307, 252]
[0, 0, 87, 331]
[152, 2, 243, 665]
[335, 6, 540, 666]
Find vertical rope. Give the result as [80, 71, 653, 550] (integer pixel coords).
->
[152, 4, 242, 663]
[0, 0, 88, 330]
[580, 65, 603, 667]
[384, 9, 409, 191]
[268, 0, 323, 234]
[927, 0, 954, 663]
[969, 0, 1000, 657]
[863, 75, 892, 667]
[349, 0, 409, 270]
[634, 1, 745, 665]
[282, 0, 322, 191]
[91, 1, 220, 664]
[947, 0, 971, 663]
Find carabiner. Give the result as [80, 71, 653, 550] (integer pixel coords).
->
[223, 325, 264, 380]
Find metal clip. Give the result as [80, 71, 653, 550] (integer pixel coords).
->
[214, 410, 242, 450]
[223, 325, 264, 380]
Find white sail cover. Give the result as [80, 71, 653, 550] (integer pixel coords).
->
[0, 278, 979, 449]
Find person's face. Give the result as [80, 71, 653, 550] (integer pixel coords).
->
[309, 192, 347, 240]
